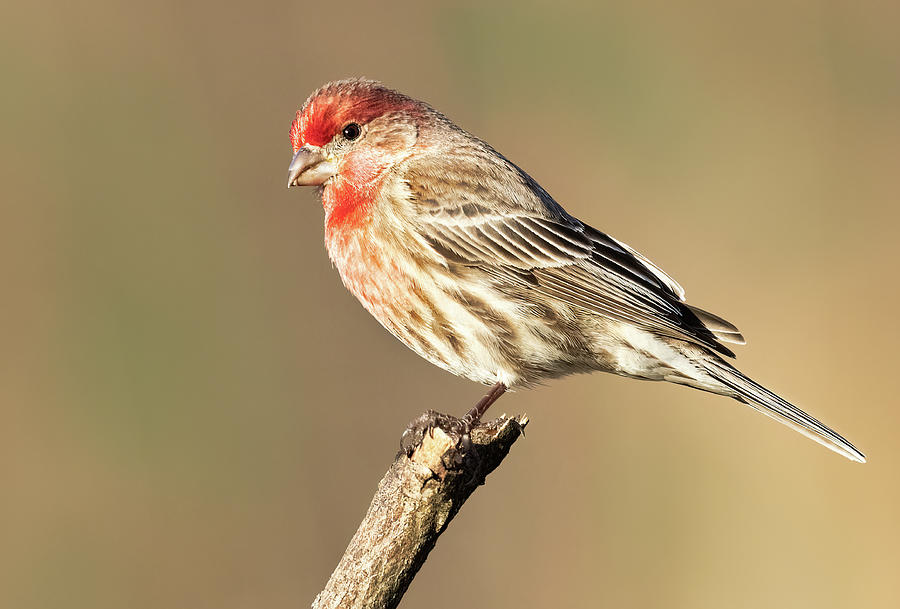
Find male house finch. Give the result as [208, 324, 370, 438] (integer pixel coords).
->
[287, 78, 865, 463]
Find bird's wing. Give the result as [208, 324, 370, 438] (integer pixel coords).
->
[403, 156, 742, 355]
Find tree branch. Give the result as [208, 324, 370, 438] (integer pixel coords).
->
[312, 412, 528, 609]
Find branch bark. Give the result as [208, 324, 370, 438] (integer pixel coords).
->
[312, 412, 528, 609]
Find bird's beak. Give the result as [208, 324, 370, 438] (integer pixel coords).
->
[287, 145, 337, 188]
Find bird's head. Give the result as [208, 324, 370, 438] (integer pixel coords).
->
[287, 79, 424, 192]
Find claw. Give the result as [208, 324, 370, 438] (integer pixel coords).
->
[400, 410, 474, 458]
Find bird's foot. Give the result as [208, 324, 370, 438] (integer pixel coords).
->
[400, 410, 473, 459]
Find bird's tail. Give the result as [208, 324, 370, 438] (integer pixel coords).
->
[699, 358, 866, 463]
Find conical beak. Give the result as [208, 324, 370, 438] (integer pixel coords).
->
[287, 145, 337, 187]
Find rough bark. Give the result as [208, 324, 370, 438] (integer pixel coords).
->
[312, 413, 528, 609]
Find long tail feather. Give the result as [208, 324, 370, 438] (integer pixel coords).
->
[701, 359, 866, 463]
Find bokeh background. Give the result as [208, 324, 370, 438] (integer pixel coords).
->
[3, 1, 899, 607]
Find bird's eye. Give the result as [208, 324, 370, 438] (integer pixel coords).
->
[342, 123, 361, 141]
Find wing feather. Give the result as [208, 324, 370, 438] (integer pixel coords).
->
[402, 152, 739, 356]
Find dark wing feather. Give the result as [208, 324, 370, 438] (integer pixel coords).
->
[420, 211, 735, 356]
[403, 151, 738, 356]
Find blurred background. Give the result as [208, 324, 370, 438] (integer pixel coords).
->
[3, 0, 899, 607]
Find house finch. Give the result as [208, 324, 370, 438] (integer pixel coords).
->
[287, 78, 865, 463]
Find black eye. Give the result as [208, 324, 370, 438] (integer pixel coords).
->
[342, 123, 361, 141]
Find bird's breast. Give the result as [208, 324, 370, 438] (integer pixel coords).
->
[324, 223, 409, 316]
[323, 220, 522, 385]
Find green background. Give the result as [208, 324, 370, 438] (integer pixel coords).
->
[3, 1, 899, 607]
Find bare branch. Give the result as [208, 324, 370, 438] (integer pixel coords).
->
[312, 413, 528, 609]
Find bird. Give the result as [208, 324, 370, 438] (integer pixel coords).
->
[286, 78, 865, 463]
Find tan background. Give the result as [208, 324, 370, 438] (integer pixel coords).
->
[3, 1, 899, 607]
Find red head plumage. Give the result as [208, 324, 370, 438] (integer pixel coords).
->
[289, 79, 420, 152]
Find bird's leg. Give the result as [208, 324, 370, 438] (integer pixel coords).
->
[462, 382, 507, 427]
[400, 382, 508, 457]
